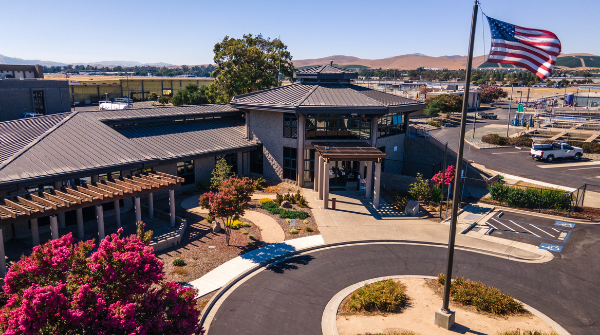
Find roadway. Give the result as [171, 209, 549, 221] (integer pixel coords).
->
[206, 227, 600, 335]
[431, 101, 600, 189]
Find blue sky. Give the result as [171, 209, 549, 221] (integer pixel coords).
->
[1, 0, 597, 65]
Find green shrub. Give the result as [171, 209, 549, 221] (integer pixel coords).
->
[275, 193, 284, 205]
[437, 274, 524, 315]
[172, 258, 186, 267]
[347, 279, 407, 313]
[290, 229, 298, 234]
[285, 218, 291, 223]
[247, 241, 254, 246]
[304, 226, 313, 232]
[158, 95, 171, 104]
[394, 195, 409, 212]
[488, 183, 571, 210]
[508, 136, 533, 147]
[195, 179, 210, 192]
[241, 230, 248, 235]
[205, 216, 214, 223]
[248, 235, 256, 240]
[277, 209, 309, 220]
[261, 201, 279, 210]
[427, 120, 441, 127]
[568, 140, 600, 154]
[253, 177, 267, 190]
[302, 219, 309, 224]
[481, 133, 509, 146]
[431, 185, 442, 204]
[408, 173, 432, 202]
[241, 222, 251, 227]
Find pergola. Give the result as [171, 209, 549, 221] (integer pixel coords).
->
[312, 142, 386, 209]
[0, 172, 183, 276]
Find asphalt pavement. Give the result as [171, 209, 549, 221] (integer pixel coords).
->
[206, 227, 600, 335]
[431, 101, 599, 188]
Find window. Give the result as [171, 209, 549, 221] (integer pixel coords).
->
[177, 160, 195, 185]
[220, 153, 238, 175]
[378, 113, 404, 138]
[33, 90, 45, 114]
[305, 114, 370, 140]
[283, 113, 298, 138]
[304, 149, 315, 182]
[283, 147, 297, 181]
[250, 146, 264, 174]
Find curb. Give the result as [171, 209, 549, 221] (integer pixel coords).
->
[200, 239, 550, 332]
[322, 275, 570, 335]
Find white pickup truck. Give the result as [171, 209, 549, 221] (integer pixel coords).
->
[530, 142, 583, 162]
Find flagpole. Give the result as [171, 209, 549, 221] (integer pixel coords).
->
[435, 0, 478, 329]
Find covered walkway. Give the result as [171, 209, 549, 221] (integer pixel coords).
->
[0, 172, 183, 277]
[312, 142, 386, 210]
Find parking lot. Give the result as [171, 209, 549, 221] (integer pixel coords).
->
[483, 211, 577, 253]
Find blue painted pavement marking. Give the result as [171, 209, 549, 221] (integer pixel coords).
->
[539, 243, 563, 253]
[554, 221, 575, 229]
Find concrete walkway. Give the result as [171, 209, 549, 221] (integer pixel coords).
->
[189, 235, 324, 297]
[304, 185, 552, 263]
[181, 194, 285, 243]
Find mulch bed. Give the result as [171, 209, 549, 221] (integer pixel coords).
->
[480, 198, 600, 221]
[156, 210, 264, 284]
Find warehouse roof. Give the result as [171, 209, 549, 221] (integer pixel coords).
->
[0, 105, 256, 190]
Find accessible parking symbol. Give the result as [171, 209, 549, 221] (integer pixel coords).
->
[554, 221, 575, 229]
[538, 243, 563, 253]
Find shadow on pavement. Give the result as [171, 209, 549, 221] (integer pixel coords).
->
[267, 255, 315, 274]
[240, 242, 297, 264]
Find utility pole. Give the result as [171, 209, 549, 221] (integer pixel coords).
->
[435, 0, 478, 330]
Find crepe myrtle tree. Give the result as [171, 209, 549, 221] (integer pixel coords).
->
[0, 224, 203, 335]
[479, 84, 508, 103]
[200, 176, 255, 244]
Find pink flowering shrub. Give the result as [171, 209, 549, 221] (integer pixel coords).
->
[432, 165, 456, 186]
[0, 229, 203, 335]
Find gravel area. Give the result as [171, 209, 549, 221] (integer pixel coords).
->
[156, 210, 264, 284]
[249, 200, 320, 239]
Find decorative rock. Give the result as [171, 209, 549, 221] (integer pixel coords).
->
[405, 200, 420, 217]
[212, 222, 222, 233]
[280, 200, 292, 208]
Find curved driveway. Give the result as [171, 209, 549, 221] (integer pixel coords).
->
[207, 228, 600, 335]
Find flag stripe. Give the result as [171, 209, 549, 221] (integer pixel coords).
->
[487, 16, 561, 80]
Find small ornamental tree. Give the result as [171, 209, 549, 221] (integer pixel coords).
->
[432, 165, 456, 186]
[210, 157, 233, 190]
[200, 177, 255, 244]
[479, 84, 508, 103]
[0, 227, 203, 335]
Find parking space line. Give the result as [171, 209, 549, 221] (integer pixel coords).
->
[509, 220, 540, 237]
[491, 218, 517, 232]
[485, 221, 498, 230]
[528, 224, 555, 237]
[551, 228, 560, 232]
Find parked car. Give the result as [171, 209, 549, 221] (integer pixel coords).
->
[530, 142, 583, 162]
[477, 111, 497, 119]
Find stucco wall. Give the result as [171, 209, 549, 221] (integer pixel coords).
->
[0, 80, 71, 121]
[376, 134, 405, 175]
[194, 156, 215, 183]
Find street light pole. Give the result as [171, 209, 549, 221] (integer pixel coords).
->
[507, 85, 514, 137]
[435, 0, 478, 329]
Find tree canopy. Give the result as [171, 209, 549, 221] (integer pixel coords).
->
[0, 225, 202, 335]
[207, 34, 294, 104]
[479, 84, 508, 102]
[171, 83, 210, 106]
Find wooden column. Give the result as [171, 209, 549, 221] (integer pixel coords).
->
[373, 161, 382, 208]
[50, 215, 59, 240]
[169, 189, 176, 228]
[31, 218, 40, 246]
[296, 114, 305, 187]
[322, 159, 330, 209]
[134, 196, 142, 222]
[96, 205, 105, 241]
[365, 161, 373, 199]
[76, 208, 84, 239]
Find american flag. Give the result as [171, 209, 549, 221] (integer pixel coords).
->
[486, 16, 561, 80]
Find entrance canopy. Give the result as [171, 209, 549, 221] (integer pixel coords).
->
[312, 142, 386, 162]
[0, 172, 182, 225]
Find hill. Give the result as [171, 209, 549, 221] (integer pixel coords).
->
[293, 53, 600, 70]
[0, 54, 173, 67]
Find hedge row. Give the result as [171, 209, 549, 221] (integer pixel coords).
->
[260, 201, 310, 219]
[488, 183, 571, 210]
[568, 141, 600, 154]
[481, 134, 533, 147]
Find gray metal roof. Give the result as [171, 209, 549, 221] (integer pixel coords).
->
[92, 104, 239, 121]
[0, 106, 256, 189]
[295, 62, 358, 81]
[230, 83, 425, 114]
[296, 63, 356, 75]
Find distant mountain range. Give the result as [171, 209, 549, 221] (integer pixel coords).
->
[2, 52, 599, 70]
[0, 54, 173, 67]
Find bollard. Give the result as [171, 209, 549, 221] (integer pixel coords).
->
[332, 198, 336, 210]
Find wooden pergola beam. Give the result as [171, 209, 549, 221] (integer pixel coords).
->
[55, 190, 82, 204]
[17, 196, 47, 212]
[87, 184, 113, 196]
[0, 206, 17, 218]
[139, 175, 168, 186]
[64, 188, 93, 202]
[94, 182, 124, 196]
[4, 199, 32, 215]
[105, 180, 133, 193]
[30, 194, 58, 210]
[133, 176, 159, 187]
[126, 179, 151, 190]
[74, 186, 104, 200]
[114, 179, 141, 192]
[44, 193, 70, 207]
